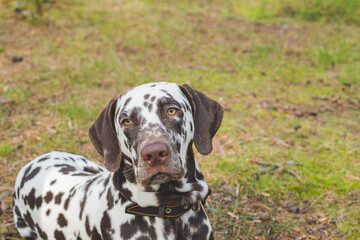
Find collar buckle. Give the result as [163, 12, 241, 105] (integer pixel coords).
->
[192, 201, 202, 213]
[125, 188, 212, 218]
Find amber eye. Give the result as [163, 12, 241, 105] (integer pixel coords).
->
[167, 108, 177, 115]
[121, 119, 133, 126]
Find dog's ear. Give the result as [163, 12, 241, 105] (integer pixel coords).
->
[180, 84, 224, 155]
[89, 98, 121, 172]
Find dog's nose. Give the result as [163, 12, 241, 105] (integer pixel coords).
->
[141, 142, 169, 167]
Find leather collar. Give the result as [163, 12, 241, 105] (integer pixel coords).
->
[125, 189, 211, 218]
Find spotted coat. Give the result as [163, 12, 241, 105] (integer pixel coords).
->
[13, 82, 223, 240]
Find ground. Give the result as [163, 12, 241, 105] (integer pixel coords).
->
[0, 0, 359, 239]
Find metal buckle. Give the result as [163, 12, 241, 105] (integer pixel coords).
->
[192, 201, 202, 213]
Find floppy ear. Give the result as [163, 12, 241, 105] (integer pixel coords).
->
[180, 84, 224, 155]
[89, 98, 121, 172]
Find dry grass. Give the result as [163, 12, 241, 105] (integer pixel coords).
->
[1, 0, 360, 239]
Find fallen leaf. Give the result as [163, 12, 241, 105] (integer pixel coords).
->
[227, 211, 239, 220]
[46, 126, 57, 135]
[260, 192, 270, 197]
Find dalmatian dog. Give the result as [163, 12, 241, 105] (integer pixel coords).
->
[13, 82, 223, 240]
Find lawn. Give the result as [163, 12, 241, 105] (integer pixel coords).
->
[0, 0, 359, 239]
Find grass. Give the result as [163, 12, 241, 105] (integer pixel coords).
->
[221, 0, 360, 25]
[0, 0, 359, 239]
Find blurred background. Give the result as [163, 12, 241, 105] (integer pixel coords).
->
[0, 0, 359, 239]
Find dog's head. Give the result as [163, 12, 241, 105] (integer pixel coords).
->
[89, 82, 223, 187]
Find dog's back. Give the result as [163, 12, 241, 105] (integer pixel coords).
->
[13, 151, 114, 239]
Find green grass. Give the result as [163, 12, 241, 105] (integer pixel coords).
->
[221, 0, 360, 25]
[0, 143, 13, 156]
[0, 0, 360, 239]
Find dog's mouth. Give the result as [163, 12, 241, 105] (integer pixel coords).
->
[143, 169, 185, 186]
[145, 172, 172, 185]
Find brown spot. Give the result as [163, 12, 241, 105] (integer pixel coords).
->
[55, 192, 64, 205]
[44, 191, 53, 203]
[120, 218, 157, 240]
[14, 206, 27, 228]
[123, 97, 132, 108]
[54, 164, 76, 174]
[120, 221, 137, 239]
[50, 179, 57, 185]
[79, 196, 88, 220]
[106, 188, 114, 210]
[57, 213, 68, 228]
[72, 173, 91, 176]
[27, 188, 36, 209]
[136, 237, 150, 240]
[85, 216, 91, 236]
[64, 187, 76, 210]
[100, 211, 113, 239]
[24, 211, 35, 229]
[38, 156, 50, 162]
[35, 196, 43, 209]
[54, 230, 65, 240]
[91, 227, 102, 240]
[20, 166, 41, 188]
[46, 209, 51, 216]
[144, 94, 150, 99]
[198, 224, 209, 238]
[83, 167, 101, 174]
[36, 223, 48, 240]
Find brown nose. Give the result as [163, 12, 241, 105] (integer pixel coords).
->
[141, 142, 169, 167]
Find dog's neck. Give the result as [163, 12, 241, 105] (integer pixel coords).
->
[112, 149, 209, 207]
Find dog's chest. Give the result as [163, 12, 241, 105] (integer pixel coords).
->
[14, 152, 200, 240]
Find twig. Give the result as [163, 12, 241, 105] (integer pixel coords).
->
[249, 157, 304, 183]
[0, 186, 13, 191]
[346, 175, 360, 181]
[285, 169, 305, 183]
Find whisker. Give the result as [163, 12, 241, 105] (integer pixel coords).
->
[120, 168, 134, 174]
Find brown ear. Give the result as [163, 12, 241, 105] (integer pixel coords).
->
[180, 84, 224, 155]
[89, 98, 121, 172]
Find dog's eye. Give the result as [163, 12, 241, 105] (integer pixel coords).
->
[121, 119, 133, 126]
[167, 108, 177, 115]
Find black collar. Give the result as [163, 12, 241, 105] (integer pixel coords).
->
[125, 189, 211, 218]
